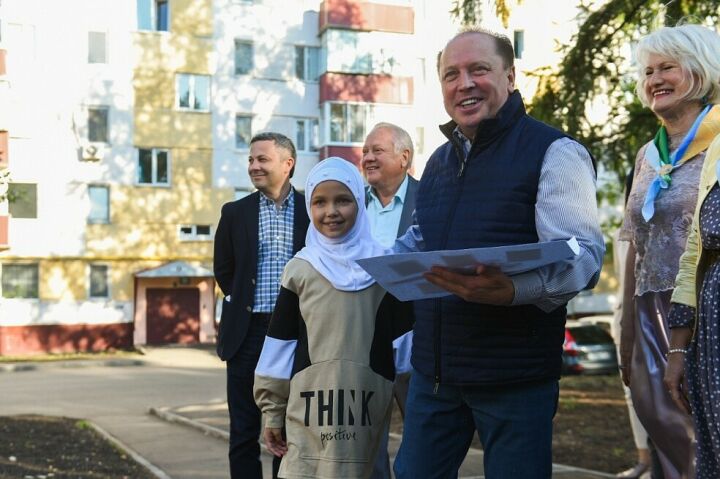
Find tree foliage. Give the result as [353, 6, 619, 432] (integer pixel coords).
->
[454, 0, 720, 208]
[451, 0, 519, 27]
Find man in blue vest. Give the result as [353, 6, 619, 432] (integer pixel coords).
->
[392, 29, 604, 479]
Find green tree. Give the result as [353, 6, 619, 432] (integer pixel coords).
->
[454, 0, 720, 223]
[451, 0, 519, 27]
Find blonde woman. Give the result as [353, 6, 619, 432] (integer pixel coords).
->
[619, 24, 720, 478]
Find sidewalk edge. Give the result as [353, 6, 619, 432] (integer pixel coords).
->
[149, 406, 229, 441]
[89, 421, 172, 479]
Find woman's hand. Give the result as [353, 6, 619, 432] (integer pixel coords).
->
[263, 427, 287, 457]
[663, 354, 691, 414]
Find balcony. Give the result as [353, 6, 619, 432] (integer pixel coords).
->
[0, 131, 8, 168]
[320, 72, 413, 104]
[0, 215, 8, 250]
[319, 0, 414, 35]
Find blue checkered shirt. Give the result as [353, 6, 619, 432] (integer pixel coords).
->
[253, 190, 295, 313]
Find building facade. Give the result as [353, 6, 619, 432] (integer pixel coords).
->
[0, 0, 606, 355]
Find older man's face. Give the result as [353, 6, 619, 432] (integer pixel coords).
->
[361, 128, 408, 192]
[439, 33, 515, 140]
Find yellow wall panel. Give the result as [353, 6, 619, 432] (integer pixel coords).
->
[172, 0, 213, 37]
[134, 69, 175, 110]
[134, 110, 212, 149]
[133, 34, 212, 74]
[84, 187, 233, 260]
[40, 260, 86, 300]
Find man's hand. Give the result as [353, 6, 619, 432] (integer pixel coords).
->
[424, 264, 514, 305]
[663, 354, 691, 414]
[263, 427, 287, 458]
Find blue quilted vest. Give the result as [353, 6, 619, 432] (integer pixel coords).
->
[412, 92, 570, 386]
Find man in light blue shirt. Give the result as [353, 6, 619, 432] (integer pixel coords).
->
[361, 122, 418, 479]
[362, 123, 418, 248]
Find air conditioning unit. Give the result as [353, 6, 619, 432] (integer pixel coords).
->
[81, 143, 106, 162]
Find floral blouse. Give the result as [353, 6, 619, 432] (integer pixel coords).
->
[619, 142, 706, 296]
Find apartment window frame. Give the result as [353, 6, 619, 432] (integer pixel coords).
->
[295, 118, 319, 152]
[176, 73, 210, 112]
[7, 183, 37, 219]
[178, 224, 213, 241]
[87, 106, 109, 144]
[328, 102, 372, 145]
[513, 30, 524, 60]
[1, 263, 39, 299]
[234, 39, 254, 76]
[88, 264, 110, 299]
[235, 115, 253, 150]
[87, 184, 110, 224]
[295, 45, 320, 82]
[137, 0, 170, 32]
[137, 148, 171, 186]
[88, 31, 108, 64]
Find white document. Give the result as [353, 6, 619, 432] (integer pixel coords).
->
[355, 237, 580, 301]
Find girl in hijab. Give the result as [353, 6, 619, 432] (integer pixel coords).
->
[254, 157, 413, 479]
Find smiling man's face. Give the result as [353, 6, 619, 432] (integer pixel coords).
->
[439, 32, 515, 140]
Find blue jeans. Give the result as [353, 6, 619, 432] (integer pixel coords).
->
[394, 372, 559, 479]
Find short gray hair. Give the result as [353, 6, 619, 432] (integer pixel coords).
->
[370, 122, 414, 169]
[635, 24, 720, 107]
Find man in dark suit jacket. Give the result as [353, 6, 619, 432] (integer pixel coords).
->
[361, 122, 418, 479]
[214, 132, 310, 479]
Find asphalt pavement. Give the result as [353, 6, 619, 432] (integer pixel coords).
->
[0, 346, 614, 479]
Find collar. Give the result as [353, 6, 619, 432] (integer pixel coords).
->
[675, 105, 720, 164]
[368, 175, 409, 207]
[439, 90, 526, 150]
[259, 186, 293, 208]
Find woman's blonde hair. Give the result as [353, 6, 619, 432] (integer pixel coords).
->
[635, 24, 720, 107]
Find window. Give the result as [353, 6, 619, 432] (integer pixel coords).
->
[88, 31, 107, 63]
[7, 183, 37, 219]
[176, 74, 210, 111]
[296, 118, 319, 152]
[137, 0, 169, 32]
[295, 46, 319, 81]
[235, 115, 252, 149]
[329, 103, 370, 144]
[89, 264, 109, 298]
[88, 107, 109, 143]
[234, 40, 253, 75]
[88, 185, 109, 224]
[513, 30, 524, 59]
[138, 149, 170, 185]
[178, 224, 213, 241]
[1, 264, 39, 298]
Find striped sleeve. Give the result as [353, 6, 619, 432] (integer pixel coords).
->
[511, 137, 605, 312]
[254, 286, 300, 428]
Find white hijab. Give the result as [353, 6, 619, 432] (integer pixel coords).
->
[296, 157, 388, 291]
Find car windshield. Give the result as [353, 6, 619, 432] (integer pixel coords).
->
[568, 325, 613, 344]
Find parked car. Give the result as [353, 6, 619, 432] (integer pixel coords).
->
[562, 322, 618, 375]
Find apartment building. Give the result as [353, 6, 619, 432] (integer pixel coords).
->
[0, 0, 606, 355]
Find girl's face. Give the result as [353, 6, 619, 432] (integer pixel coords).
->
[310, 180, 358, 239]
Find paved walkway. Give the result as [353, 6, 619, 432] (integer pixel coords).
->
[0, 346, 615, 478]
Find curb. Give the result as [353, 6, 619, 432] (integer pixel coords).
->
[151, 406, 616, 479]
[0, 358, 145, 372]
[89, 421, 172, 479]
[148, 406, 229, 441]
[0, 363, 37, 372]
